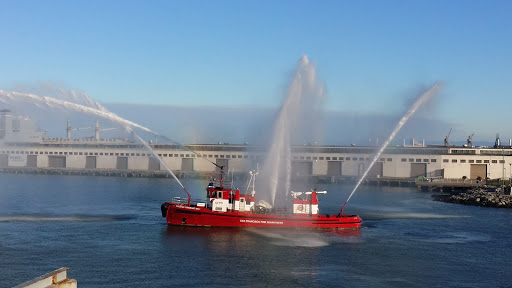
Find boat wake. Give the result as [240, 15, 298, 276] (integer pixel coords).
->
[0, 213, 135, 222]
[410, 231, 490, 244]
[245, 229, 330, 247]
[361, 212, 470, 220]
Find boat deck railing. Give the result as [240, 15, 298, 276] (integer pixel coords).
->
[208, 178, 237, 190]
[172, 197, 208, 207]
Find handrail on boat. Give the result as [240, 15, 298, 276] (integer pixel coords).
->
[172, 197, 207, 207]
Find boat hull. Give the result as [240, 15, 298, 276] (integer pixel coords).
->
[164, 203, 362, 229]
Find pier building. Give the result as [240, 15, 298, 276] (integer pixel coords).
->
[2, 141, 512, 182]
[1, 111, 512, 182]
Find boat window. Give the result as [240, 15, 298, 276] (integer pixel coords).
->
[240, 198, 245, 203]
[218, 192, 222, 198]
[211, 191, 217, 198]
[246, 199, 251, 205]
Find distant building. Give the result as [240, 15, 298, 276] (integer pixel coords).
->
[0, 109, 43, 144]
[1, 110, 512, 182]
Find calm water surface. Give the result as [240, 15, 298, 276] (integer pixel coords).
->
[1, 174, 511, 287]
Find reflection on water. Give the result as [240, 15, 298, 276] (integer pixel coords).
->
[164, 226, 363, 248]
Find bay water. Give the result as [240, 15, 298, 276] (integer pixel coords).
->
[1, 174, 511, 287]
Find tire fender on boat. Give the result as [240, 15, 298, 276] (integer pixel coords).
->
[161, 203, 169, 217]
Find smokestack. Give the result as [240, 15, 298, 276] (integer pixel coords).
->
[67, 120, 71, 139]
[423, 139, 425, 147]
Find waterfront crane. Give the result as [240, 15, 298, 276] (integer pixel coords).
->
[467, 133, 474, 147]
[444, 128, 452, 146]
[66, 120, 91, 139]
[94, 120, 120, 140]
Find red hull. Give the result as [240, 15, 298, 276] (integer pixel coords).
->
[163, 203, 362, 229]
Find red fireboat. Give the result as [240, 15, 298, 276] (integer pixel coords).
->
[161, 168, 361, 229]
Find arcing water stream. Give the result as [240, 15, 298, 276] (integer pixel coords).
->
[0, 90, 158, 135]
[259, 55, 324, 205]
[341, 82, 444, 214]
[1, 74, 442, 210]
[0, 89, 189, 193]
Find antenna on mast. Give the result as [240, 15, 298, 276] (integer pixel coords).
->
[246, 167, 258, 197]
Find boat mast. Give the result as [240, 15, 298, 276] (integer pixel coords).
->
[220, 166, 224, 188]
[248, 168, 258, 197]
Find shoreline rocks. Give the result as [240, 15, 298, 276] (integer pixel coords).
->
[432, 188, 512, 208]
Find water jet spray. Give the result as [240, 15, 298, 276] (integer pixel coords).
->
[260, 55, 324, 205]
[0, 89, 210, 203]
[341, 82, 444, 215]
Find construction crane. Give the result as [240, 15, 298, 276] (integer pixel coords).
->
[467, 133, 474, 147]
[66, 120, 91, 139]
[94, 120, 119, 140]
[444, 128, 452, 146]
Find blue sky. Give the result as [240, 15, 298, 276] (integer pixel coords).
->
[0, 0, 511, 141]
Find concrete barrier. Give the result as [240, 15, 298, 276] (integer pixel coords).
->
[13, 267, 76, 288]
